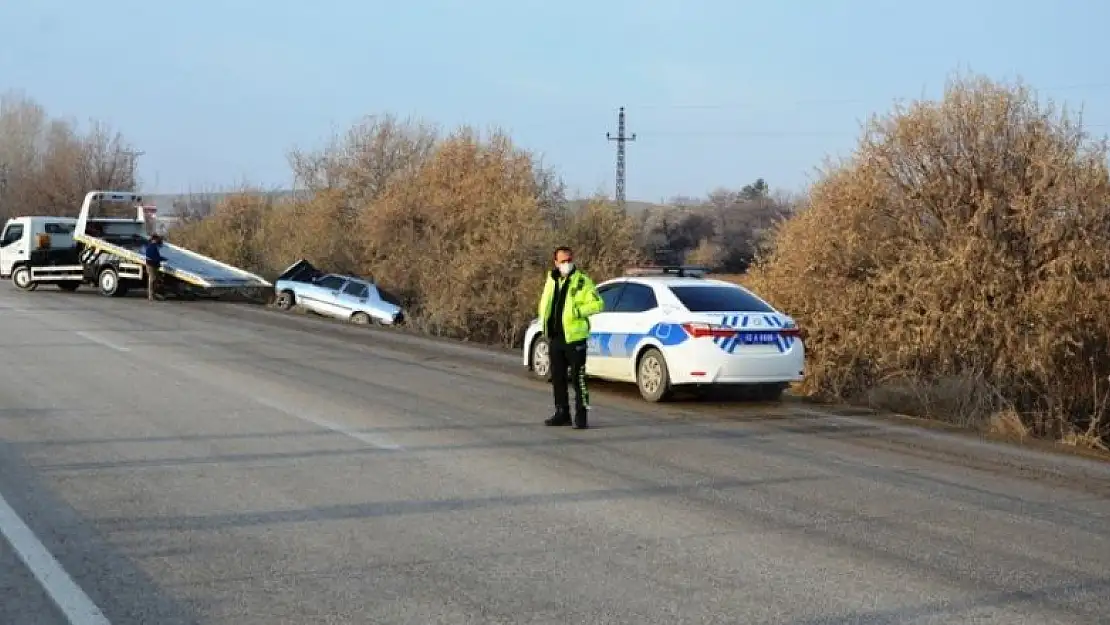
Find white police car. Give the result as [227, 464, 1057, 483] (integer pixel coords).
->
[522, 266, 805, 402]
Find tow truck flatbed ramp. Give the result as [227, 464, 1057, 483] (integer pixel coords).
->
[74, 191, 271, 290]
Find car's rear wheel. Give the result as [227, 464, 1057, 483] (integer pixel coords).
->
[275, 290, 295, 310]
[57, 281, 79, 292]
[530, 335, 551, 382]
[350, 312, 371, 325]
[636, 347, 672, 402]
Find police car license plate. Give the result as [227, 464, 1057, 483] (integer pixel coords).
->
[736, 331, 778, 345]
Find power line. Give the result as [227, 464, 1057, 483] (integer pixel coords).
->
[606, 106, 636, 206]
[622, 81, 1110, 111]
[512, 81, 1110, 120]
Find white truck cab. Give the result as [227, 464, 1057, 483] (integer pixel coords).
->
[0, 216, 78, 279]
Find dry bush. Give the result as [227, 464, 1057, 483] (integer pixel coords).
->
[353, 128, 549, 344]
[0, 91, 138, 219]
[353, 129, 641, 346]
[746, 73, 1110, 445]
[863, 369, 1009, 429]
[254, 189, 360, 276]
[168, 189, 276, 274]
[288, 114, 440, 213]
[686, 238, 726, 268]
[557, 196, 646, 279]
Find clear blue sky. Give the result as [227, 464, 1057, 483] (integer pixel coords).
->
[2, 0, 1108, 202]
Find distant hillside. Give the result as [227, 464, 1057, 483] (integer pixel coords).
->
[564, 199, 664, 215]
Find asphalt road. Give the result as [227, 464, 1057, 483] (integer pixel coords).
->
[1, 286, 1109, 624]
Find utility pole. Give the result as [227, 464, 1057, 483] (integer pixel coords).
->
[122, 149, 144, 189]
[606, 106, 636, 206]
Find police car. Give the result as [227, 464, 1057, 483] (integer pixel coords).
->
[522, 266, 805, 402]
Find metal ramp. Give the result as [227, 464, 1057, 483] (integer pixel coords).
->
[73, 190, 272, 290]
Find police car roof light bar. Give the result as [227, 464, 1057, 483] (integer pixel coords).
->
[623, 265, 709, 278]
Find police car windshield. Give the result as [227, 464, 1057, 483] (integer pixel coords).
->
[669, 285, 775, 313]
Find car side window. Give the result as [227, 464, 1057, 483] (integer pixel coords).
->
[599, 283, 625, 311]
[1, 224, 24, 247]
[612, 283, 658, 313]
[343, 281, 369, 298]
[316, 275, 346, 290]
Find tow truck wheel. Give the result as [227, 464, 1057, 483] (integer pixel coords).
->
[11, 266, 35, 291]
[98, 268, 122, 297]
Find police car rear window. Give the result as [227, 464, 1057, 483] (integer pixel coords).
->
[669, 285, 775, 313]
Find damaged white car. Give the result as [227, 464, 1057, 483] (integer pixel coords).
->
[273, 259, 404, 326]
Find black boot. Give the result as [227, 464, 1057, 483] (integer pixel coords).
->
[545, 406, 571, 426]
[572, 405, 589, 429]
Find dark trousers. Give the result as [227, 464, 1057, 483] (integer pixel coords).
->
[550, 338, 589, 412]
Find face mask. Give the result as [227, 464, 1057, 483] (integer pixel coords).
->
[557, 261, 573, 276]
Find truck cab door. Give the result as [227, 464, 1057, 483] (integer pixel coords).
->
[0, 221, 27, 278]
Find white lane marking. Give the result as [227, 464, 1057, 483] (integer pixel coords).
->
[0, 490, 111, 625]
[252, 395, 403, 451]
[74, 331, 130, 353]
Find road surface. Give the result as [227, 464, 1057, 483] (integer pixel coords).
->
[1, 286, 1109, 624]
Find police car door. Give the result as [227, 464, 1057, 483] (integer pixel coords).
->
[602, 282, 663, 383]
[584, 282, 626, 379]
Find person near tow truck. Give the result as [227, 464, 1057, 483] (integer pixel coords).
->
[143, 233, 165, 301]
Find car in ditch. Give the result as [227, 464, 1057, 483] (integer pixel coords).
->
[273, 259, 404, 326]
[521, 265, 805, 402]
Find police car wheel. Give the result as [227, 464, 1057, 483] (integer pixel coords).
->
[531, 336, 551, 381]
[636, 347, 672, 402]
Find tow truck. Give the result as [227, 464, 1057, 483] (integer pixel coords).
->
[0, 190, 271, 297]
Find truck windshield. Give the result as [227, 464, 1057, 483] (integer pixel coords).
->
[87, 198, 138, 220]
[96, 222, 145, 237]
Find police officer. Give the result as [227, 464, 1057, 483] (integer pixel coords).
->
[536, 246, 604, 429]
